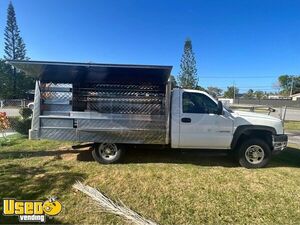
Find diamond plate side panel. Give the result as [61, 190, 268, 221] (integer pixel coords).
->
[41, 92, 72, 101]
[37, 82, 168, 144]
[40, 82, 73, 115]
[32, 81, 41, 130]
[40, 128, 77, 141]
[86, 101, 163, 115]
[78, 130, 165, 144]
[41, 118, 73, 128]
[77, 118, 165, 130]
[41, 104, 72, 112]
[29, 81, 41, 140]
[73, 84, 165, 115]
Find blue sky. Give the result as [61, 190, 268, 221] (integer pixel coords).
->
[0, 0, 300, 93]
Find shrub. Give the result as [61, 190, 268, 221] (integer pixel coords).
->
[15, 118, 32, 135]
[19, 107, 33, 119]
[8, 117, 19, 131]
[8, 117, 31, 136]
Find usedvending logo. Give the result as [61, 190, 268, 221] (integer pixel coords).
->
[2, 197, 62, 223]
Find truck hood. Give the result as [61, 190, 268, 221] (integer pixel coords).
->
[234, 110, 279, 121]
[231, 110, 283, 134]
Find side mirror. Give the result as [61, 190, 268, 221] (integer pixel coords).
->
[217, 101, 223, 115]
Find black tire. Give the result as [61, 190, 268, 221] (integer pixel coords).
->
[92, 143, 124, 164]
[237, 138, 271, 169]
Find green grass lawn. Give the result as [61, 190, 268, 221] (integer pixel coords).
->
[0, 135, 300, 224]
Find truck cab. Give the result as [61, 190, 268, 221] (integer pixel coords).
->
[171, 88, 287, 168]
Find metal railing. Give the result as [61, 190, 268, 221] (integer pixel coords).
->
[0, 99, 32, 109]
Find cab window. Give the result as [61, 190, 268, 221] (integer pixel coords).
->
[182, 92, 218, 114]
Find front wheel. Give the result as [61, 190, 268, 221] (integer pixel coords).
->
[237, 138, 271, 169]
[92, 143, 124, 164]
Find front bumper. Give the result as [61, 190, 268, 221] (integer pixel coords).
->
[272, 134, 288, 154]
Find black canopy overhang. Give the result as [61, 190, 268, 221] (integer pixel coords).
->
[7, 60, 172, 85]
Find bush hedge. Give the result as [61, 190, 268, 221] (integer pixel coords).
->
[19, 107, 33, 119]
[8, 116, 32, 136]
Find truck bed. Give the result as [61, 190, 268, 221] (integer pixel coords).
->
[39, 112, 167, 144]
[8, 60, 172, 144]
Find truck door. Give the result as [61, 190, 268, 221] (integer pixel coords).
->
[179, 91, 233, 149]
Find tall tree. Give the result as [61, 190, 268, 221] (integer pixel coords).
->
[4, 2, 27, 60]
[223, 86, 239, 98]
[207, 86, 223, 98]
[278, 75, 300, 96]
[170, 75, 177, 89]
[0, 59, 14, 99]
[245, 89, 254, 99]
[178, 38, 198, 89]
[254, 90, 265, 100]
[4, 1, 28, 98]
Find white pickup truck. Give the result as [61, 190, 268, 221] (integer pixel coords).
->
[169, 88, 287, 168]
[9, 60, 288, 169]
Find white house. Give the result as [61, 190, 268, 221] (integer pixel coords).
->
[290, 93, 300, 101]
[218, 98, 234, 106]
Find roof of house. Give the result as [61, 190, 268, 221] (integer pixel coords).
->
[290, 92, 300, 97]
[7, 60, 172, 85]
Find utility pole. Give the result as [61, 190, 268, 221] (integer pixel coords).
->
[233, 81, 236, 101]
[290, 76, 294, 96]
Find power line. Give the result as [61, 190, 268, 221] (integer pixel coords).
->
[290, 76, 295, 96]
[199, 75, 300, 79]
[199, 76, 278, 79]
[217, 85, 276, 88]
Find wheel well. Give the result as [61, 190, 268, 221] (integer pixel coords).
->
[234, 130, 273, 150]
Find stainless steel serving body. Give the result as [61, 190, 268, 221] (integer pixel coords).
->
[9, 61, 172, 145]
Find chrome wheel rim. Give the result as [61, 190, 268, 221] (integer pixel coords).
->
[245, 145, 265, 164]
[99, 143, 118, 160]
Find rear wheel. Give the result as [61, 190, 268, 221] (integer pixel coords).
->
[237, 138, 271, 169]
[92, 143, 124, 164]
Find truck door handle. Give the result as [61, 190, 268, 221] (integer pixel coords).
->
[181, 117, 191, 123]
